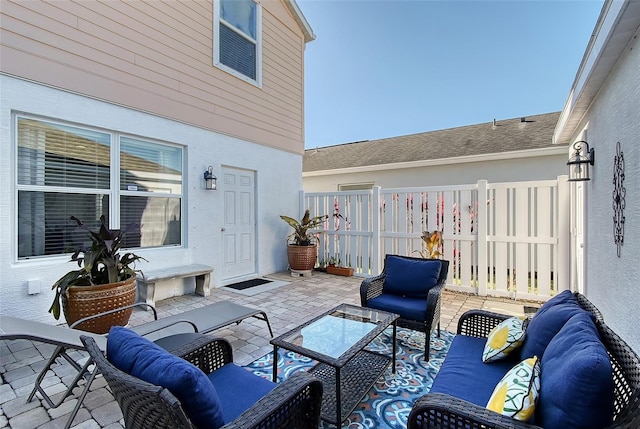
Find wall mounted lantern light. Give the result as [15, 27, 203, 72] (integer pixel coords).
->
[204, 165, 217, 190]
[567, 140, 595, 181]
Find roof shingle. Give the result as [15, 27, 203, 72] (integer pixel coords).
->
[304, 112, 563, 172]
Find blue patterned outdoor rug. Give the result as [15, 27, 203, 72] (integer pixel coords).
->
[245, 328, 455, 428]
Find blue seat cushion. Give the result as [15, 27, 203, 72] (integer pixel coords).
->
[208, 363, 276, 423]
[367, 293, 428, 321]
[538, 312, 614, 429]
[107, 327, 224, 429]
[430, 335, 518, 406]
[520, 294, 592, 360]
[383, 255, 441, 298]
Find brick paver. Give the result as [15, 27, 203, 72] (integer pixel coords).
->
[0, 271, 533, 428]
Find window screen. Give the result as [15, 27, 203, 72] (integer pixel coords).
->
[216, 0, 260, 83]
[16, 116, 184, 259]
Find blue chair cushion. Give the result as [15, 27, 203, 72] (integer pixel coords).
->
[208, 363, 276, 423]
[538, 312, 614, 429]
[367, 293, 428, 321]
[383, 255, 441, 298]
[520, 294, 591, 360]
[430, 334, 518, 406]
[107, 327, 225, 429]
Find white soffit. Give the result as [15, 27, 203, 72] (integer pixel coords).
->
[283, 0, 316, 43]
[554, 0, 640, 144]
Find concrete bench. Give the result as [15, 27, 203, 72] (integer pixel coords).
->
[137, 264, 213, 308]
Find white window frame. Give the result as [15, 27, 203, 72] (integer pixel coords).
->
[213, 0, 263, 87]
[339, 183, 375, 191]
[14, 114, 185, 260]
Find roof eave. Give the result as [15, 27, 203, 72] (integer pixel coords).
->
[554, 0, 640, 145]
[303, 146, 569, 177]
[283, 0, 316, 43]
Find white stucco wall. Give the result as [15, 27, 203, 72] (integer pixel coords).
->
[574, 37, 640, 353]
[0, 75, 300, 323]
[303, 153, 568, 191]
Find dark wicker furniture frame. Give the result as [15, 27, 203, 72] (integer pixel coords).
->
[360, 256, 450, 360]
[270, 303, 399, 426]
[407, 292, 640, 429]
[80, 334, 324, 429]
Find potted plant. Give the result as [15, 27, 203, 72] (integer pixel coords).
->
[326, 256, 354, 277]
[280, 210, 328, 271]
[49, 215, 146, 334]
[414, 230, 443, 259]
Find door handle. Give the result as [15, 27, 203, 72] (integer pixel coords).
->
[221, 228, 226, 232]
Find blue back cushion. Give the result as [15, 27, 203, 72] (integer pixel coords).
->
[107, 327, 225, 429]
[541, 289, 578, 307]
[520, 291, 590, 359]
[538, 312, 614, 429]
[383, 255, 441, 298]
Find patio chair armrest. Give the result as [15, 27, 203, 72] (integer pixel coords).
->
[221, 371, 323, 429]
[407, 393, 543, 429]
[171, 335, 234, 374]
[456, 309, 511, 337]
[424, 283, 445, 321]
[69, 303, 159, 329]
[360, 273, 386, 305]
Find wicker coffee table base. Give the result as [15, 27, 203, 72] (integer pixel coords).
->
[310, 350, 391, 425]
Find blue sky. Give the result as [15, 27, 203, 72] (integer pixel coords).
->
[297, 1, 604, 149]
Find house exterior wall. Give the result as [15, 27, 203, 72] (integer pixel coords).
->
[0, 0, 306, 154]
[573, 36, 640, 353]
[303, 152, 568, 191]
[0, 76, 301, 323]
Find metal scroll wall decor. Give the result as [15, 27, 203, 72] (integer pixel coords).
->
[612, 142, 625, 257]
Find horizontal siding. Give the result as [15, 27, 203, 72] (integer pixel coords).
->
[0, 0, 307, 153]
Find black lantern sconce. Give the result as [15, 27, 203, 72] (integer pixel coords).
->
[204, 165, 217, 190]
[567, 140, 595, 181]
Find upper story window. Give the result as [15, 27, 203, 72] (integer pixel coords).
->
[16, 116, 183, 259]
[214, 0, 262, 86]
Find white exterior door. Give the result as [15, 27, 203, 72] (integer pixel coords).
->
[221, 166, 256, 282]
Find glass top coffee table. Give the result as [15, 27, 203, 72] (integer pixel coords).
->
[270, 303, 399, 426]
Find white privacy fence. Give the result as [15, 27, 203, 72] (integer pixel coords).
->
[302, 177, 570, 301]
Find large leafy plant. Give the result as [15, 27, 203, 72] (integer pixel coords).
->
[49, 215, 145, 320]
[280, 210, 328, 246]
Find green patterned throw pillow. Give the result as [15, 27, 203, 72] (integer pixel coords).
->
[487, 356, 541, 421]
[482, 316, 526, 363]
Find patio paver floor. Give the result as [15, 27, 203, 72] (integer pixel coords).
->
[0, 271, 535, 428]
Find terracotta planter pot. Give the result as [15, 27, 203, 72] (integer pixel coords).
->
[287, 244, 318, 271]
[326, 265, 354, 277]
[62, 275, 137, 334]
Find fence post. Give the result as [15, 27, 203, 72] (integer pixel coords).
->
[299, 190, 306, 219]
[477, 180, 488, 296]
[557, 175, 570, 293]
[372, 186, 381, 275]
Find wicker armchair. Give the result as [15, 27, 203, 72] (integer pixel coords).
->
[80, 334, 323, 429]
[360, 255, 449, 360]
[407, 296, 640, 429]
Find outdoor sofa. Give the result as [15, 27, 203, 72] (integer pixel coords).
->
[407, 291, 640, 429]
